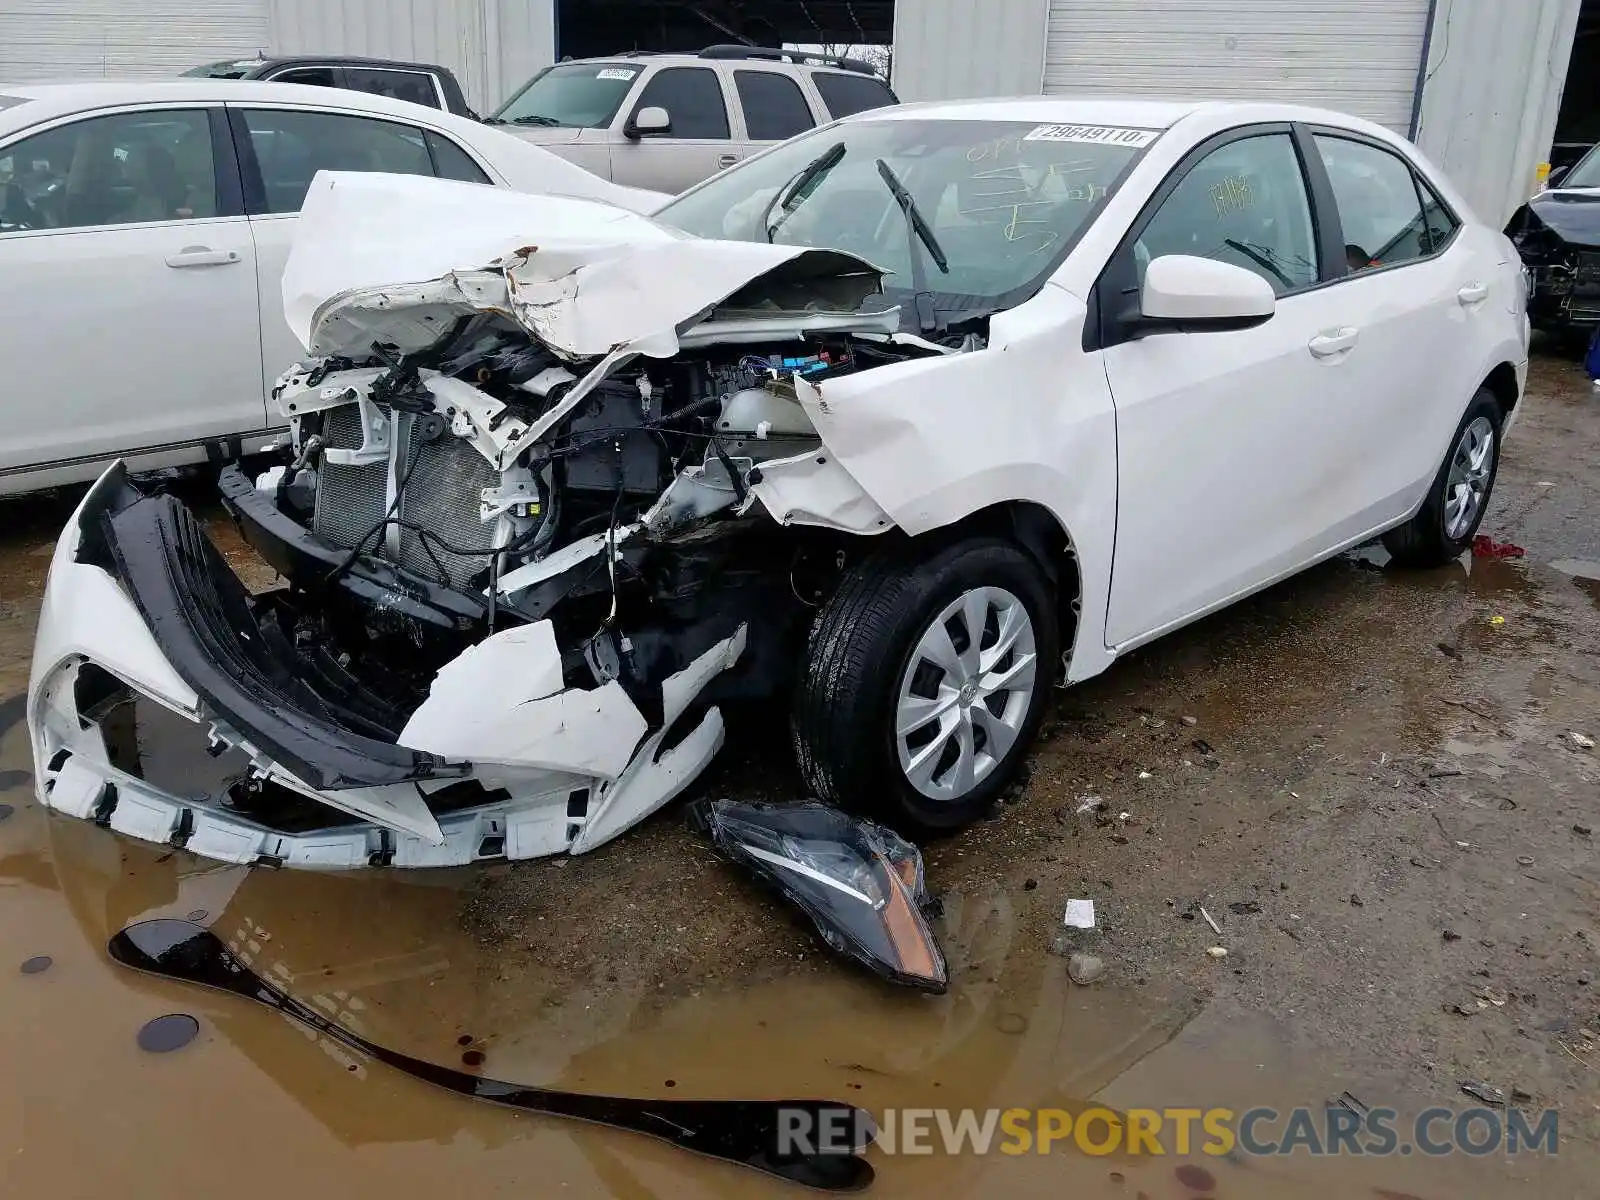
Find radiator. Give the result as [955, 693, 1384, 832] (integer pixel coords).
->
[312, 404, 500, 592]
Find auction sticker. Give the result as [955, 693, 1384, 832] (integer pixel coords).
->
[597, 68, 638, 81]
[1024, 124, 1159, 147]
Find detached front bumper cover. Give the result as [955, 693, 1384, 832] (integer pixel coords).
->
[28, 464, 744, 869]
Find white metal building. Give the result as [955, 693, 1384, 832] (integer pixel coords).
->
[1, 0, 1590, 225]
[892, 0, 1586, 226]
[0, 0, 558, 115]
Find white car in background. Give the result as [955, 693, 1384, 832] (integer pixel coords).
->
[29, 98, 1529, 870]
[0, 80, 667, 496]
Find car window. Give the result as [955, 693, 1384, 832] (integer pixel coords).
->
[491, 62, 643, 129]
[734, 70, 814, 141]
[345, 67, 441, 109]
[812, 72, 897, 119]
[1314, 135, 1444, 273]
[631, 67, 729, 140]
[241, 109, 434, 214]
[0, 109, 217, 233]
[1415, 175, 1460, 254]
[1136, 133, 1319, 296]
[425, 130, 490, 183]
[269, 67, 339, 88]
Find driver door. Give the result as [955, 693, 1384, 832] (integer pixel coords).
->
[1097, 127, 1365, 648]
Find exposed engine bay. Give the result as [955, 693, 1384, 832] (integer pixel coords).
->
[260, 312, 951, 718]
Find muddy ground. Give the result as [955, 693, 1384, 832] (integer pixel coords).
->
[0, 352, 1595, 1199]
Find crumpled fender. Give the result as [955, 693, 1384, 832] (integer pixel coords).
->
[793, 284, 1120, 681]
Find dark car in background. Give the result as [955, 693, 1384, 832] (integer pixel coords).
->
[1507, 142, 1600, 337]
[184, 55, 475, 118]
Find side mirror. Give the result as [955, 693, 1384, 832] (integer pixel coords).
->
[1136, 254, 1275, 334]
[626, 106, 671, 139]
[1546, 164, 1571, 189]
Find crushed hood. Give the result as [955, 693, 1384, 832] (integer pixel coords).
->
[284, 172, 887, 361]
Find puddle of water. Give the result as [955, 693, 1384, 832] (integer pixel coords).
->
[1551, 560, 1600, 612]
[0, 760, 1581, 1199]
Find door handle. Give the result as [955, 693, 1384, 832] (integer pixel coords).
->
[716, 153, 740, 169]
[1457, 282, 1489, 306]
[1308, 327, 1359, 358]
[166, 246, 241, 268]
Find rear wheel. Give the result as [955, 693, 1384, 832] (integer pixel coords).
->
[1383, 388, 1503, 567]
[792, 538, 1058, 833]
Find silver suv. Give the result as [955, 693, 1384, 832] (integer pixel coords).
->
[485, 45, 898, 193]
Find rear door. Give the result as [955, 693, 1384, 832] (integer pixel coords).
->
[228, 104, 487, 401]
[611, 65, 736, 192]
[1304, 129, 1479, 521]
[0, 104, 264, 488]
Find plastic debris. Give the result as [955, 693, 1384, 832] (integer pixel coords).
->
[691, 800, 947, 993]
[1471, 536, 1526, 559]
[1567, 732, 1595, 751]
[1067, 953, 1105, 985]
[1206, 946, 1229, 959]
[1488, 615, 1506, 627]
[109, 919, 876, 1187]
[1200, 907, 1223, 935]
[1064, 899, 1097, 929]
[1460, 1080, 1507, 1105]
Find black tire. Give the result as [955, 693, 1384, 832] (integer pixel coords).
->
[1382, 388, 1504, 568]
[792, 537, 1058, 833]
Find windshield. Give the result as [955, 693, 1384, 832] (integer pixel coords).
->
[655, 118, 1155, 320]
[1562, 144, 1600, 190]
[490, 62, 642, 128]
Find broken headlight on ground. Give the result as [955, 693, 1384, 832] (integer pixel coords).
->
[693, 799, 947, 992]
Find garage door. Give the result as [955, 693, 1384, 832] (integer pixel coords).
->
[1044, 0, 1432, 134]
[0, 1, 270, 84]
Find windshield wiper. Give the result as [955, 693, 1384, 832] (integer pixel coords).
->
[486, 114, 561, 127]
[763, 140, 846, 243]
[875, 159, 949, 276]
[875, 159, 949, 334]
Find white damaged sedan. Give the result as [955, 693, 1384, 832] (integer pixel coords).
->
[29, 97, 1530, 868]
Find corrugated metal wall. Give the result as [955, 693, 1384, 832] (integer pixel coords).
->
[0, 0, 270, 81]
[1043, 0, 1431, 133]
[0, 0, 554, 112]
[266, 0, 554, 112]
[891, 0, 1049, 102]
[1413, 0, 1582, 225]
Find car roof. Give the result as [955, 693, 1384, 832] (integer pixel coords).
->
[248, 55, 453, 74]
[557, 51, 879, 75]
[0, 79, 467, 127]
[844, 94, 1394, 137]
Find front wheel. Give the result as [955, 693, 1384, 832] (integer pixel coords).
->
[1383, 388, 1503, 567]
[792, 538, 1058, 833]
